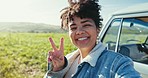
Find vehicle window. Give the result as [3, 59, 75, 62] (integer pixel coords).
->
[119, 17, 148, 64]
[102, 18, 121, 51]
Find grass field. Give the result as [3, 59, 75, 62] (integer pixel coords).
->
[0, 32, 76, 78]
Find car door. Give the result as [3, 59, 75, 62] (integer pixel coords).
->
[100, 16, 148, 77]
[119, 17, 148, 77]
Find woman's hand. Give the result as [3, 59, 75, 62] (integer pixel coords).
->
[48, 37, 65, 72]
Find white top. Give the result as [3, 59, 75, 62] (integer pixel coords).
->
[64, 56, 80, 78]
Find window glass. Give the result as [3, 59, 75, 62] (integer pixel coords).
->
[119, 17, 148, 64]
[102, 18, 121, 51]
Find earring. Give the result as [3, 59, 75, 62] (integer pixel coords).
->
[96, 35, 100, 44]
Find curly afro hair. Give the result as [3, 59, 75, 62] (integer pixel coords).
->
[60, 0, 102, 30]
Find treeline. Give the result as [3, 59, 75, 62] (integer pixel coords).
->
[0, 22, 67, 33]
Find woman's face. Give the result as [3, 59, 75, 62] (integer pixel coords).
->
[68, 16, 99, 50]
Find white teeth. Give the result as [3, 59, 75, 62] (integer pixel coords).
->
[78, 37, 87, 41]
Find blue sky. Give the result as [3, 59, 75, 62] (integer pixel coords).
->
[100, 0, 148, 24]
[0, 0, 148, 25]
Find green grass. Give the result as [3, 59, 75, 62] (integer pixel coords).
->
[0, 32, 76, 78]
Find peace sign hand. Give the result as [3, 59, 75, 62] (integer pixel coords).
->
[48, 37, 65, 72]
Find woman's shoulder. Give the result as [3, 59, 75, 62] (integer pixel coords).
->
[96, 49, 134, 70]
[101, 49, 132, 62]
[103, 49, 126, 57]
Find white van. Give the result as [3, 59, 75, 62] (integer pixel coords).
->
[99, 3, 148, 77]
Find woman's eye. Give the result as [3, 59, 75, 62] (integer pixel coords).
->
[83, 24, 91, 27]
[70, 27, 77, 31]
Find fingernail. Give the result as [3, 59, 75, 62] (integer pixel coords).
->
[48, 57, 52, 62]
[49, 37, 52, 40]
[61, 37, 64, 40]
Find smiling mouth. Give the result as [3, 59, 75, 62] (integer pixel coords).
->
[77, 37, 89, 41]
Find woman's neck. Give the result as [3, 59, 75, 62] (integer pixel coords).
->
[78, 48, 90, 59]
[78, 44, 97, 59]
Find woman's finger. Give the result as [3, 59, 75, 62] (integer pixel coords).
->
[52, 56, 64, 68]
[49, 37, 58, 51]
[60, 38, 64, 52]
[48, 52, 53, 62]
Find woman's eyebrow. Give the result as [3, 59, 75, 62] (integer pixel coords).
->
[70, 23, 76, 27]
[81, 20, 92, 23]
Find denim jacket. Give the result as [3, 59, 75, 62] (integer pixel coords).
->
[44, 42, 141, 78]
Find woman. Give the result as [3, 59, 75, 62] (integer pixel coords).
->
[44, 0, 141, 78]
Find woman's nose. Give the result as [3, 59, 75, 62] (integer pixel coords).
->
[76, 27, 85, 35]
